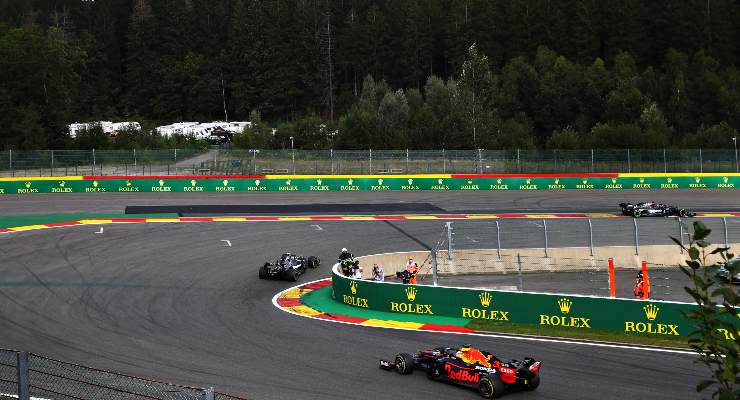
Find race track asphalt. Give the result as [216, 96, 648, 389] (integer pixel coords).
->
[0, 190, 729, 399]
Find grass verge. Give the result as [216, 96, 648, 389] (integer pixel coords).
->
[467, 320, 690, 348]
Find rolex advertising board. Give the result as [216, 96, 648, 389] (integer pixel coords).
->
[0, 174, 739, 194]
[331, 269, 733, 337]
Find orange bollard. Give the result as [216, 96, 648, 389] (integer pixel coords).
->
[641, 261, 650, 300]
[608, 258, 616, 298]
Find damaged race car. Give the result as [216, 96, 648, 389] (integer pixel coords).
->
[258, 253, 320, 282]
[380, 345, 540, 398]
[619, 202, 696, 218]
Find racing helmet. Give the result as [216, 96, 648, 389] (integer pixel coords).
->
[341, 248, 348, 252]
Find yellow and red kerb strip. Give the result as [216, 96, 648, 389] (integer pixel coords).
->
[274, 279, 473, 333]
[2, 213, 739, 235]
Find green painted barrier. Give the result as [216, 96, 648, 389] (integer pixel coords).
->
[1, 174, 739, 194]
[331, 268, 738, 338]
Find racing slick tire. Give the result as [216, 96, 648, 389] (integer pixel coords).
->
[285, 269, 299, 282]
[632, 209, 643, 218]
[478, 375, 503, 399]
[394, 353, 415, 375]
[523, 374, 540, 391]
[307, 256, 320, 268]
[679, 209, 691, 218]
[258, 264, 269, 279]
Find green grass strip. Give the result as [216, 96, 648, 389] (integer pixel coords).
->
[0, 213, 180, 228]
[301, 285, 470, 326]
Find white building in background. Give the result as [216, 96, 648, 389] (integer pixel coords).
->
[68, 121, 142, 138]
[154, 121, 251, 139]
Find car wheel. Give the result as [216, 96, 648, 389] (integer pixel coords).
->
[632, 209, 642, 218]
[394, 353, 414, 375]
[307, 256, 319, 268]
[478, 375, 502, 398]
[523, 374, 540, 391]
[286, 269, 299, 282]
[258, 264, 269, 279]
[679, 209, 688, 217]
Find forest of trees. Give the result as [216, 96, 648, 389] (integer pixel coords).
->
[1, 0, 739, 150]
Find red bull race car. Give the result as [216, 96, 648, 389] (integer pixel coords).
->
[380, 345, 540, 398]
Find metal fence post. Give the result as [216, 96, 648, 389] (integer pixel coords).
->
[588, 219, 594, 256]
[543, 219, 549, 258]
[92, 148, 96, 173]
[134, 148, 137, 166]
[590, 148, 594, 172]
[627, 149, 631, 173]
[516, 149, 520, 172]
[369, 149, 372, 173]
[495, 220, 501, 259]
[477, 148, 483, 173]
[699, 148, 703, 173]
[442, 149, 446, 173]
[517, 253, 523, 291]
[633, 218, 639, 255]
[723, 217, 729, 248]
[431, 250, 438, 286]
[174, 148, 178, 164]
[330, 148, 334, 174]
[678, 217, 684, 254]
[406, 148, 409, 173]
[17, 351, 29, 400]
[663, 148, 667, 173]
[203, 387, 215, 400]
[50, 150, 54, 175]
[9, 148, 13, 177]
[446, 222, 453, 260]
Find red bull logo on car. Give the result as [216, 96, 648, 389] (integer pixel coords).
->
[444, 363, 479, 383]
[458, 349, 492, 369]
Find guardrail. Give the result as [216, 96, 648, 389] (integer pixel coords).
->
[1, 173, 739, 195]
[0, 349, 247, 400]
[331, 264, 706, 338]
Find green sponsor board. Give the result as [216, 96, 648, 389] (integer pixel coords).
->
[331, 271, 737, 337]
[0, 175, 738, 194]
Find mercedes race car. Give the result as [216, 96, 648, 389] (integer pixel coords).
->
[717, 257, 740, 284]
[380, 345, 540, 398]
[619, 202, 696, 218]
[258, 253, 320, 282]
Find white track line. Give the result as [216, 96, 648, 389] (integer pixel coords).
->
[271, 278, 696, 356]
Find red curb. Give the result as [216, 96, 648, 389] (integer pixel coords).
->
[372, 215, 407, 220]
[0, 229, 10, 233]
[451, 173, 619, 179]
[45, 221, 82, 227]
[313, 313, 368, 324]
[109, 218, 149, 223]
[277, 298, 303, 307]
[307, 216, 346, 220]
[301, 280, 332, 290]
[418, 324, 475, 333]
[82, 175, 266, 180]
[178, 217, 215, 222]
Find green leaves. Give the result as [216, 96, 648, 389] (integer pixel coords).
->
[678, 221, 739, 397]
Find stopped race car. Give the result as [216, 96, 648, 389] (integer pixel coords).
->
[380, 345, 540, 398]
[717, 257, 740, 284]
[258, 253, 320, 281]
[619, 202, 695, 217]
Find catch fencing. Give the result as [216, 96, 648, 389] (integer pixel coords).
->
[0, 349, 247, 400]
[1, 148, 738, 177]
[416, 217, 740, 301]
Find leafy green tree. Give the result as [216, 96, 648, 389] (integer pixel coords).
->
[546, 126, 582, 149]
[377, 89, 410, 148]
[683, 122, 738, 149]
[673, 221, 738, 400]
[458, 43, 493, 147]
